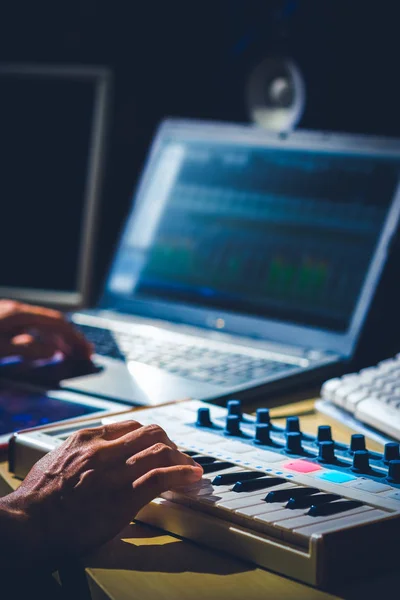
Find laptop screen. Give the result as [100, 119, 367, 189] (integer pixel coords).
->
[106, 123, 400, 335]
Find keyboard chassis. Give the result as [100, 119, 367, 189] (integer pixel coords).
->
[9, 400, 400, 588]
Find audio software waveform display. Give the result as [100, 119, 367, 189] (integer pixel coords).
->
[107, 139, 399, 332]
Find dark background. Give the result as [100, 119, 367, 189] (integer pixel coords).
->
[1, 0, 400, 366]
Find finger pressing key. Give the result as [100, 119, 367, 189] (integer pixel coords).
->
[131, 464, 203, 511]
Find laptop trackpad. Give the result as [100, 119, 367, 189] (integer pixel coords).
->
[59, 355, 222, 406]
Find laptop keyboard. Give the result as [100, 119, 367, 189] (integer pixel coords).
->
[75, 323, 296, 387]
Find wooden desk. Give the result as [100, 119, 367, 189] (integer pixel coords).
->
[1, 397, 399, 600]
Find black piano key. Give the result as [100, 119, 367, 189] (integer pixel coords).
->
[286, 493, 341, 509]
[232, 476, 286, 492]
[212, 471, 264, 486]
[190, 456, 216, 466]
[202, 461, 234, 474]
[265, 487, 320, 503]
[308, 500, 364, 517]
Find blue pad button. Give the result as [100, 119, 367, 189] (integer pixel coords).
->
[316, 471, 357, 484]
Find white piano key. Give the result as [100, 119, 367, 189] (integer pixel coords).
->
[183, 482, 232, 497]
[180, 479, 242, 503]
[186, 478, 294, 508]
[278, 506, 372, 532]
[163, 487, 228, 504]
[214, 487, 263, 500]
[219, 485, 298, 514]
[216, 494, 267, 510]
[202, 467, 246, 480]
[210, 490, 247, 503]
[212, 482, 279, 503]
[187, 486, 249, 505]
[292, 508, 386, 537]
[216, 483, 298, 510]
[162, 467, 241, 502]
[255, 507, 308, 524]
[183, 492, 224, 505]
[196, 467, 245, 486]
[235, 503, 285, 517]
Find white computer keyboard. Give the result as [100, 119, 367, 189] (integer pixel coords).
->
[321, 354, 400, 441]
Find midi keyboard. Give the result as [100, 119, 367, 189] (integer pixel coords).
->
[9, 399, 400, 588]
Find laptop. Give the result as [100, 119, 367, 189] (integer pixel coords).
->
[15, 119, 400, 406]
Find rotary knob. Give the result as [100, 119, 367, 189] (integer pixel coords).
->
[227, 399, 242, 419]
[384, 442, 400, 464]
[387, 460, 400, 483]
[196, 407, 212, 428]
[256, 408, 270, 425]
[318, 441, 336, 463]
[286, 416, 300, 433]
[254, 423, 272, 445]
[225, 414, 241, 436]
[317, 425, 332, 443]
[350, 434, 366, 453]
[352, 450, 370, 473]
[286, 431, 302, 454]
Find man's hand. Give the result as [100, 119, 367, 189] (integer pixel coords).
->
[0, 420, 202, 569]
[0, 299, 92, 361]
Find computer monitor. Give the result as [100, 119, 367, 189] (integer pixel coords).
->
[0, 64, 111, 309]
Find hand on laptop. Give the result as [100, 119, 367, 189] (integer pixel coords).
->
[0, 419, 203, 569]
[0, 299, 93, 362]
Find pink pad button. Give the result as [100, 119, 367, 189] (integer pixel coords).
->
[283, 459, 322, 473]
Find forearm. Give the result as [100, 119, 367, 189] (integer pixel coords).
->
[0, 489, 81, 573]
[0, 492, 54, 571]
[0, 493, 33, 568]
[0, 497, 63, 599]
